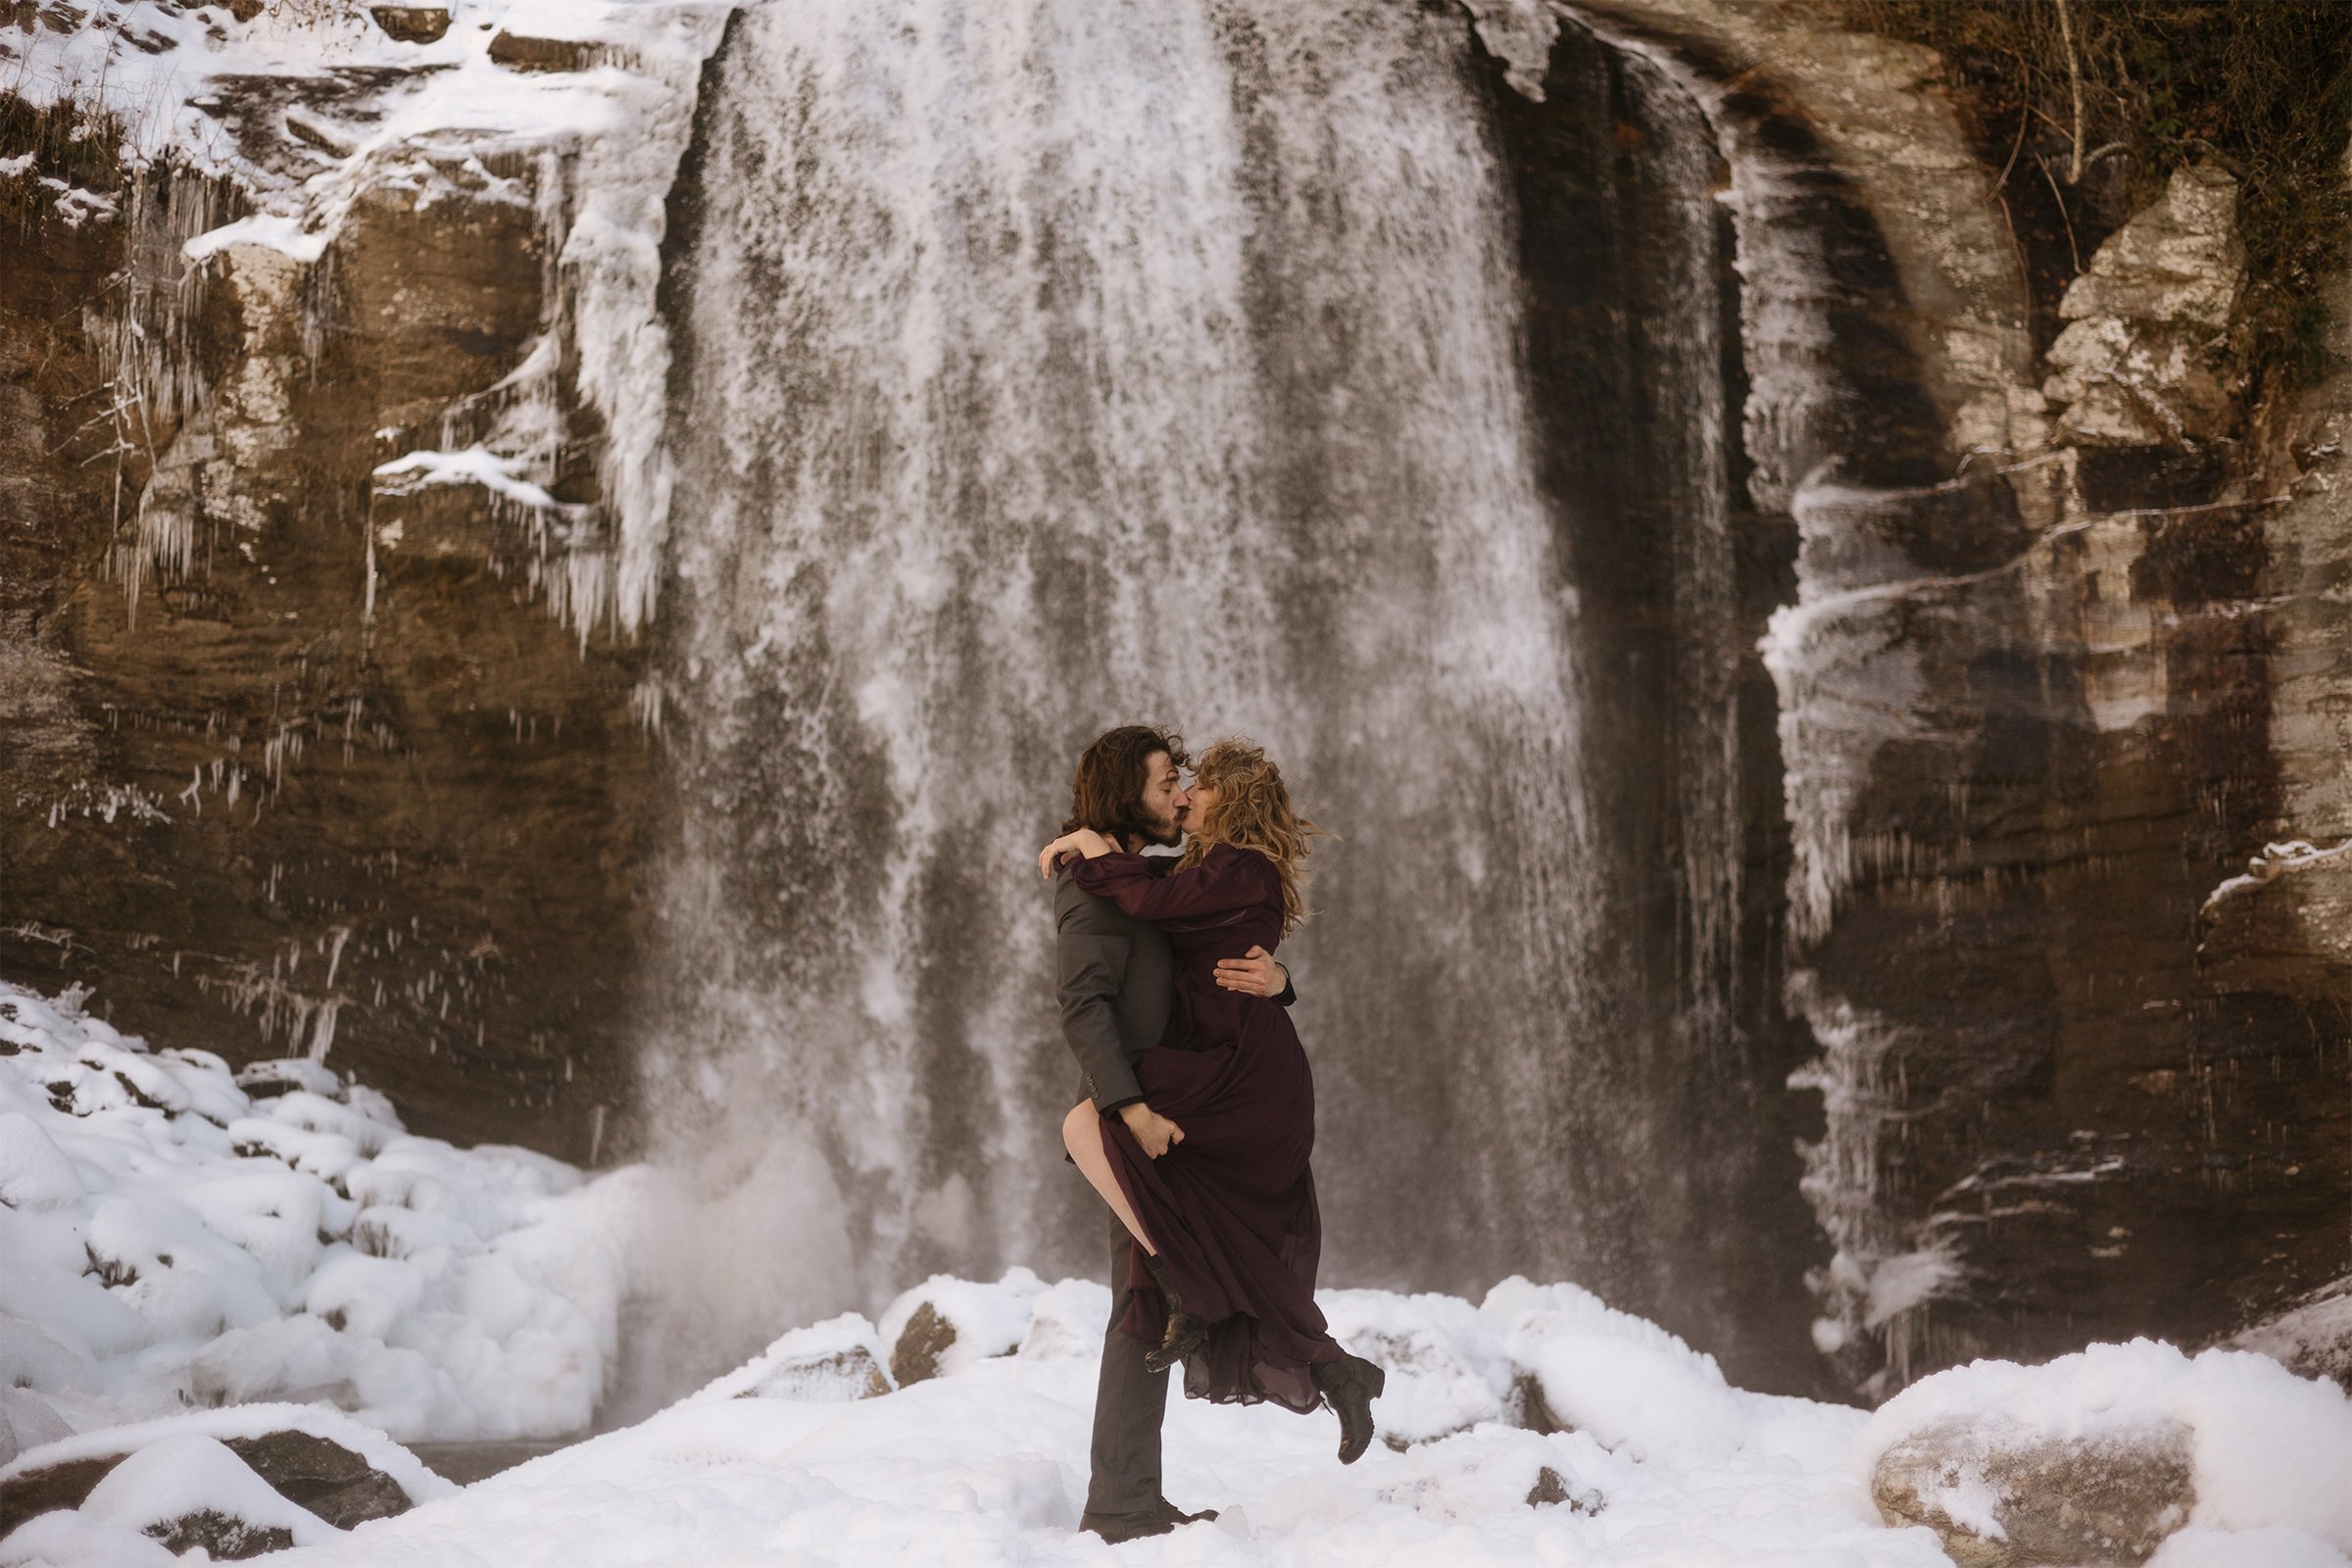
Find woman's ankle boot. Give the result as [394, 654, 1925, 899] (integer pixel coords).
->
[1142, 1254, 1208, 1375]
[1311, 1352, 1386, 1465]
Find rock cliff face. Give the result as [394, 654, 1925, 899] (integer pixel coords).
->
[0, 6, 702, 1161]
[1536, 0, 2349, 1393]
[1, 0, 2343, 1398]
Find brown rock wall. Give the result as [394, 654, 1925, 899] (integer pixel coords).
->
[0, 122, 655, 1162]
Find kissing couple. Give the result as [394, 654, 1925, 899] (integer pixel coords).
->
[1040, 725, 1385, 1544]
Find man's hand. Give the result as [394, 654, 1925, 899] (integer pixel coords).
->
[1118, 1101, 1185, 1158]
[1213, 945, 1288, 997]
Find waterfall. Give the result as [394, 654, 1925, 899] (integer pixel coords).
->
[627, 0, 1617, 1396]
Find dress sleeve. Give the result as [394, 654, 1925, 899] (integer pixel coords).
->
[1069, 844, 1273, 935]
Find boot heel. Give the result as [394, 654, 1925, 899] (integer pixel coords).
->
[1365, 1361, 1387, 1399]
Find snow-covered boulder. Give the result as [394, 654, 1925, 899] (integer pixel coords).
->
[687, 1314, 892, 1404]
[1322, 1288, 1519, 1447]
[71, 1434, 338, 1559]
[877, 1270, 1047, 1387]
[1483, 1276, 1744, 1463]
[1857, 1339, 2352, 1566]
[1871, 1418, 2193, 1567]
[0, 1403, 451, 1547]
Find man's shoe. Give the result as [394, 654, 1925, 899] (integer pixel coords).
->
[1079, 1497, 1219, 1543]
[1156, 1497, 1218, 1526]
[1311, 1352, 1387, 1465]
[1079, 1508, 1175, 1544]
[1141, 1254, 1210, 1375]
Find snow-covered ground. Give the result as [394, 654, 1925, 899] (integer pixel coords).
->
[5, 974, 2350, 1567]
[257, 1275, 1938, 1568]
[249, 1278, 2352, 1568]
[0, 979, 643, 1441]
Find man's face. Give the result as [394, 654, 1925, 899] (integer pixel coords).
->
[1135, 751, 1191, 845]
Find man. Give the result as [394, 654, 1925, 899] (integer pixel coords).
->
[1053, 725, 1294, 1544]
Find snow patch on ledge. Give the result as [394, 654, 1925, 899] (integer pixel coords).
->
[2202, 838, 2352, 913]
[373, 446, 560, 510]
[183, 212, 331, 264]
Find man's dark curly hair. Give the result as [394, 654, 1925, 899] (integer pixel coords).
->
[1062, 725, 1189, 847]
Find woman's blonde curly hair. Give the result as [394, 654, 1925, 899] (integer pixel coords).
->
[1177, 738, 1328, 935]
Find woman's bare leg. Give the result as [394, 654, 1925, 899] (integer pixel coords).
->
[1062, 1102, 1156, 1255]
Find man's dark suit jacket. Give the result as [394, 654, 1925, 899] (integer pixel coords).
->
[1054, 858, 1171, 1115]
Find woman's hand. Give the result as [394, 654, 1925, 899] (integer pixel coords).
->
[1118, 1101, 1185, 1158]
[1037, 828, 1120, 879]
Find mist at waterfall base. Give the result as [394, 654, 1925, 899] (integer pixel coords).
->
[607, 0, 1760, 1412]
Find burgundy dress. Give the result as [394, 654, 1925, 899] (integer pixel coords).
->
[1071, 841, 1343, 1412]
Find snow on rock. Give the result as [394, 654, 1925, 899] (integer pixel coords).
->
[1486, 1276, 1746, 1464]
[2228, 1275, 2352, 1389]
[0, 1510, 178, 1568]
[689, 1314, 893, 1405]
[1858, 1339, 2352, 1566]
[0, 978, 637, 1443]
[878, 1269, 1050, 1387]
[0, 1403, 456, 1518]
[75, 1433, 338, 1555]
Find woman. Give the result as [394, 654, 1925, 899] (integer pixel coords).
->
[1038, 738, 1384, 1462]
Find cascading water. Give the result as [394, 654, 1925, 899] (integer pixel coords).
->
[620, 0, 1785, 1403]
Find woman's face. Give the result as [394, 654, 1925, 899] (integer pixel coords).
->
[1187, 776, 1220, 840]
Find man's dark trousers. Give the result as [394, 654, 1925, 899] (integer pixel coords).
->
[1087, 1208, 1168, 1515]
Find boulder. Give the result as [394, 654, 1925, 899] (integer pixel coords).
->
[736, 1346, 891, 1403]
[1525, 1464, 1603, 1513]
[232, 1058, 345, 1102]
[1870, 1417, 2194, 1567]
[2226, 1276, 2352, 1391]
[0, 1425, 423, 1539]
[73, 1435, 334, 1561]
[368, 5, 449, 43]
[227, 1429, 414, 1528]
[687, 1312, 897, 1405]
[2041, 163, 2245, 448]
[487, 30, 611, 73]
[889, 1302, 957, 1390]
[875, 1273, 1044, 1388]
